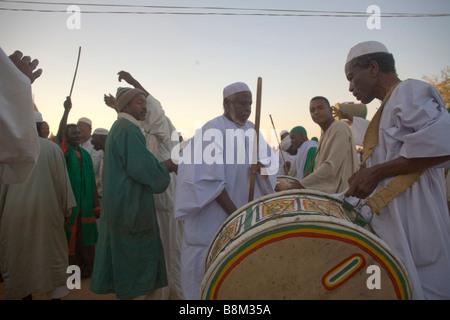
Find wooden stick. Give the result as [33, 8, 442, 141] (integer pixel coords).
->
[69, 46, 82, 98]
[249, 77, 262, 202]
[269, 114, 288, 174]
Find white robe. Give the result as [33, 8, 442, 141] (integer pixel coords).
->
[350, 116, 370, 147]
[346, 79, 450, 300]
[141, 93, 184, 300]
[81, 139, 103, 183]
[277, 149, 295, 176]
[174, 115, 276, 300]
[0, 138, 76, 299]
[0, 47, 39, 184]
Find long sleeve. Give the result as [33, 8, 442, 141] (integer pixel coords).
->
[0, 48, 39, 184]
[117, 122, 170, 194]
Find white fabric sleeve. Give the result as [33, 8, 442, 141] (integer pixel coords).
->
[0, 47, 39, 184]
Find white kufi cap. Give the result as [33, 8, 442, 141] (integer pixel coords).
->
[93, 128, 109, 135]
[280, 135, 291, 151]
[34, 111, 43, 122]
[223, 82, 251, 99]
[346, 41, 389, 64]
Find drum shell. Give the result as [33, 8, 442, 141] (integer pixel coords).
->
[200, 189, 412, 300]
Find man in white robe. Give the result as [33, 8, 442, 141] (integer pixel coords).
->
[141, 92, 184, 300]
[0, 48, 41, 184]
[277, 130, 296, 176]
[77, 117, 103, 183]
[0, 137, 76, 299]
[343, 41, 450, 299]
[174, 82, 276, 300]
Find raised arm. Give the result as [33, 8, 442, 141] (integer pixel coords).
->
[118, 71, 149, 97]
[56, 96, 72, 143]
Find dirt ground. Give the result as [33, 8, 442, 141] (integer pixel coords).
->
[0, 277, 118, 300]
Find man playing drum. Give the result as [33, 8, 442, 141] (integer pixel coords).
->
[174, 82, 276, 300]
[344, 40, 450, 299]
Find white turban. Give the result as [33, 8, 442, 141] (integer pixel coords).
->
[34, 111, 43, 123]
[280, 135, 291, 151]
[223, 82, 251, 99]
[78, 117, 92, 126]
[93, 128, 109, 135]
[346, 41, 390, 64]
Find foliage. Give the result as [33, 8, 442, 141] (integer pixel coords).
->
[423, 66, 450, 109]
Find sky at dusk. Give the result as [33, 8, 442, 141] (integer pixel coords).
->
[1, 0, 449, 145]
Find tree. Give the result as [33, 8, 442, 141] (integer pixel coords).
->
[423, 66, 450, 110]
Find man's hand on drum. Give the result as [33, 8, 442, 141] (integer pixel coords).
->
[345, 167, 380, 199]
[288, 180, 304, 190]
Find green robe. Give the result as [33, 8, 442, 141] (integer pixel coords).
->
[55, 137, 98, 253]
[90, 116, 170, 299]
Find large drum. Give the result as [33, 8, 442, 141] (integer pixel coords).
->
[199, 189, 412, 300]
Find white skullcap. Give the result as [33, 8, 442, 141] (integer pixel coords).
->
[34, 111, 43, 122]
[93, 128, 109, 135]
[280, 135, 291, 151]
[346, 41, 390, 64]
[281, 130, 289, 136]
[78, 117, 92, 126]
[223, 82, 251, 99]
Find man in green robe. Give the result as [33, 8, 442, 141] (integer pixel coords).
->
[90, 87, 176, 300]
[55, 97, 99, 279]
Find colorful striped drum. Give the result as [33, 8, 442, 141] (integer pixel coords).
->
[199, 189, 412, 300]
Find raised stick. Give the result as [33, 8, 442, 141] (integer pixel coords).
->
[69, 46, 81, 98]
[249, 77, 262, 202]
[269, 114, 288, 174]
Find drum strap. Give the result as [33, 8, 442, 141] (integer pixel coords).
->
[360, 81, 425, 214]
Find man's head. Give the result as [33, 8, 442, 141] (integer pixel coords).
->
[309, 96, 333, 128]
[223, 82, 252, 126]
[344, 41, 397, 104]
[289, 126, 308, 152]
[66, 124, 82, 148]
[34, 111, 50, 138]
[77, 117, 92, 143]
[116, 87, 147, 121]
[91, 128, 108, 151]
[37, 121, 50, 138]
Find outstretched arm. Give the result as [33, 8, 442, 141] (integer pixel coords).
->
[118, 71, 149, 96]
[56, 96, 72, 143]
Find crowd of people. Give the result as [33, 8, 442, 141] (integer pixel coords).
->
[1, 40, 449, 300]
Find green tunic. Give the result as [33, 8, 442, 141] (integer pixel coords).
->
[90, 116, 170, 299]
